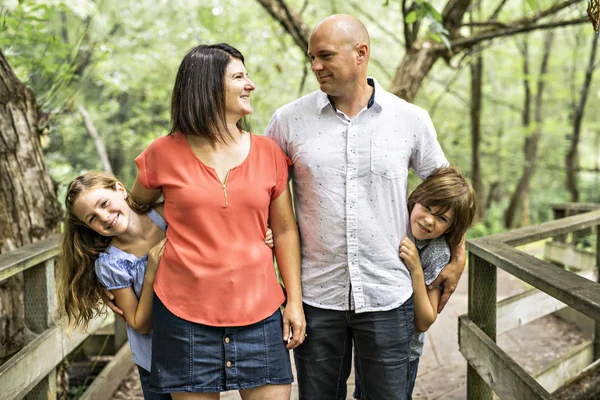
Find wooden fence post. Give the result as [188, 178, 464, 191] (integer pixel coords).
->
[23, 259, 57, 400]
[595, 226, 600, 360]
[552, 208, 567, 244]
[467, 252, 496, 400]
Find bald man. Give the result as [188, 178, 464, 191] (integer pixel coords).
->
[266, 15, 465, 399]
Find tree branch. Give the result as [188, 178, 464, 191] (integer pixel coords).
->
[447, 17, 587, 51]
[256, 0, 310, 60]
[488, 0, 509, 21]
[348, 1, 404, 47]
[78, 105, 113, 174]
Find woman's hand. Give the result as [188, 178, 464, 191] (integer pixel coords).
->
[148, 238, 167, 274]
[101, 288, 125, 321]
[282, 301, 306, 350]
[265, 228, 274, 248]
[399, 237, 422, 275]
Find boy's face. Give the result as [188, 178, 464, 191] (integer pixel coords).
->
[410, 203, 454, 241]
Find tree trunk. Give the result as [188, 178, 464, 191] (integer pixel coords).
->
[504, 32, 554, 229]
[389, 44, 444, 103]
[566, 32, 599, 202]
[78, 105, 113, 173]
[470, 6, 485, 221]
[0, 49, 62, 361]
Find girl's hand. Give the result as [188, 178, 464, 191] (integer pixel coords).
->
[399, 237, 422, 274]
[148, 238, 167, 273]
[265, 228, 274, 248]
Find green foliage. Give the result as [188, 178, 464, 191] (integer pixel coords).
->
[526, 0, 537, 12]
[403, 0, 450, 49]
[2, 0, 599, 234]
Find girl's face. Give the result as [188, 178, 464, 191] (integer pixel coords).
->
[410, 203, 454, 241]
[72, 183, 130, 237]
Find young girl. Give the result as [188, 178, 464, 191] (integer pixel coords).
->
[56, 171, 274, 400]
[354, 166, 476, 399]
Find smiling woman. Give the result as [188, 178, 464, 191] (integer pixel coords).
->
[125, 43, 306, 400]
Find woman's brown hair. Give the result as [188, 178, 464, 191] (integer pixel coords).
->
[169, 43, 248, 143]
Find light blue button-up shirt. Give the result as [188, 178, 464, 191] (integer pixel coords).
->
[266, 78, 448, 312]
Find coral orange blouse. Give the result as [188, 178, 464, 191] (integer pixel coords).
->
[135, 132, 288, 326]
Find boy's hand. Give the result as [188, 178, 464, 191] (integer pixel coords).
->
[399, 237, 422, 274]
[265, 228, 274, 248]
[148, 238, 167, 273]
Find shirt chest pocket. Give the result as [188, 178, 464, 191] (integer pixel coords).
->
[370, 137, 409, 180]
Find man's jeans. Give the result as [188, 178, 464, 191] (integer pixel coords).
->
[294, 298, 414, 400]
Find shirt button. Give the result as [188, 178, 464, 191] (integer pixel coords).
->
[224, 337, 231, 344]
[226, 361, 232, 368]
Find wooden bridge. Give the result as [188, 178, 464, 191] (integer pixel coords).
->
[0, 203, 599, 399]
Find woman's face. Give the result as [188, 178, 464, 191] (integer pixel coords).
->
[224, 58, 256, 122]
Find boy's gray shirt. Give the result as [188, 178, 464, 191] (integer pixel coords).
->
[409, 233, 451, 360]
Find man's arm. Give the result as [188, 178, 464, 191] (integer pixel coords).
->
[428, 235, 466, 313]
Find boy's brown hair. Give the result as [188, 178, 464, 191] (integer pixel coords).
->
[407, 166, 477, 248]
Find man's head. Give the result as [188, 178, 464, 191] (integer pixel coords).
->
[308, 14, 370, 97]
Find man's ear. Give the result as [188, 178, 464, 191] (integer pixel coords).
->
[356, 43, 369, 64]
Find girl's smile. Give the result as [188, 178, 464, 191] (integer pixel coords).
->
[72, 184, 130, 236]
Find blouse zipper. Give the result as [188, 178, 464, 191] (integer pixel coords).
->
[221, 171, 230, 206]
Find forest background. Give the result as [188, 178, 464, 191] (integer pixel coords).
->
[2, 0, 599, 235]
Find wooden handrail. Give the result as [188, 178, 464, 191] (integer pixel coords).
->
[550, 203, 600, 212]
[469, 239, 600, 322]
[470, 209, 600, 247]
[464, 206, 600, 398]
[0, 235, 59, 282]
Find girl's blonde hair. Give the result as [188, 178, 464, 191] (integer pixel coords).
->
[56, 171, 149, 331]
[407, 166, 477, 248]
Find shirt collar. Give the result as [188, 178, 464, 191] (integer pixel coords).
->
[407, 229, 432, 251]
[105, 244, 146, 263]
[316, 77, 379, 113]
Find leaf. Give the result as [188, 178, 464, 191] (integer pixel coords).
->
[429, 32, 441, 43]
[526, 0, 536, 11]
[423, 2, 442, 22]
[441, 34, 452, 51]
[405, 10, 418, 24]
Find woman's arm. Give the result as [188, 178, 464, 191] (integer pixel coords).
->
[131, 176, 162, 205]
[399, 237, 439, 332]
[269, 184, 306, 350]
[111, 238, 166, 334]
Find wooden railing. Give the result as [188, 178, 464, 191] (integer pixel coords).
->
[461, 205, 600, 399]
[0, 235, 126, 400]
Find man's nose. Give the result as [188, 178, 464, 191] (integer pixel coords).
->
[312, 59, 323, 71]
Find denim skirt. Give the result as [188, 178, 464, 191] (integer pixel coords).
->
[150, 294, 293, 393]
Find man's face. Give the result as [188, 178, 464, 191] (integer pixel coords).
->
[308, 31, 359, 97]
